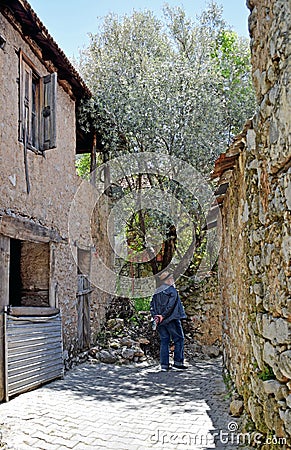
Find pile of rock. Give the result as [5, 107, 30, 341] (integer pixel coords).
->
[88, 316, 157, 366]
[89, 334, 151, 365]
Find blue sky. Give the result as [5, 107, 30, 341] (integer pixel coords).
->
[29, 0, 250, 60]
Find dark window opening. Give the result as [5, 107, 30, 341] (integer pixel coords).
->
[9, 239, 50, 307]
[9, 239, 22, 306]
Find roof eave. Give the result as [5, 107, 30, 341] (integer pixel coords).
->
[1, 0, 91, 100]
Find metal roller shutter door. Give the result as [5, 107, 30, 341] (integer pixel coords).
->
[5, 313, 64, 400]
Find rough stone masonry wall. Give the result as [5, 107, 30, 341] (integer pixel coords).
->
[219, 0, 291, 444]
[178, 273, 222, 354]
[0, 12, 111, 365]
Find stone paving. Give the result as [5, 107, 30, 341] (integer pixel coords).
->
[0, 357, 252, 450]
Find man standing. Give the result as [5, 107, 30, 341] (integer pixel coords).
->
[150, 271, 187, 372]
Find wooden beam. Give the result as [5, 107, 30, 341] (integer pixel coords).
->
[7, 306, 60, 317]
[0, 236, 9, 402]
[0, 215, 63, 243]
[0, 236, 10, 309]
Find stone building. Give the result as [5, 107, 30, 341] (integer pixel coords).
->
[213, 0, 291, 443]
[0, 0, 110, 401]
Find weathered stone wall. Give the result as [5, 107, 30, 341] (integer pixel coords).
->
[218, 0, 291, 444]
[0, 12, 111, 365]
[178, 273, 222, 354]
[67, 180, 113, 351]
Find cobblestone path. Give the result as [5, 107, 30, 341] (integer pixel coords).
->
[0, 358, 251, 450]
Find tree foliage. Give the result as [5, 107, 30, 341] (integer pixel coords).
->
[76, 2, 256, 281]
[78, 2, 255, 173]
[75, 153, 91, 179]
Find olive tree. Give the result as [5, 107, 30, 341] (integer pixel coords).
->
[77, 2, 256, 281]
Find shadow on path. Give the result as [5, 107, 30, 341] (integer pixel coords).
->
[45, 357, 247, 449]
[0, 357, 251, 449]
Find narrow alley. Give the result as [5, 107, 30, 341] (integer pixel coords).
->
[0, 358, 252, 450]
[0, 0, 290, 447]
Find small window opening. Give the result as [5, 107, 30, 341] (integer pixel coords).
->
[77, 248, 91, 276]
[9, 239, 50, 307]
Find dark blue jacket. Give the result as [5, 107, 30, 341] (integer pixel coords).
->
[150, 284, 187, 325]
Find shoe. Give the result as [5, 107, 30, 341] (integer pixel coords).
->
[172, 364, 188, 370]
[161, 366, 172, 372]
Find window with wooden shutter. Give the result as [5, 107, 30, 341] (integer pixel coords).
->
[19, 51, 57, 152]
[40, 73, 57, 151]
[19, 57, 35, 146]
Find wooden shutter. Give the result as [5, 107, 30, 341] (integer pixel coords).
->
[19, 55, 32, 144]
[77, 275, 91, 350]
[40, 73, 57, 151]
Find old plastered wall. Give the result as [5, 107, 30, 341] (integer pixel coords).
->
[0, 12, 111, 366]
[68, 180, 113, 352]
[218, 0, 291, 444]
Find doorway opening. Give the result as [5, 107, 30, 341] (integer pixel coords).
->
[9, 239, 50, 307]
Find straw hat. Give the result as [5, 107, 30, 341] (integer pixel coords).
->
[158, 271, 173, 281]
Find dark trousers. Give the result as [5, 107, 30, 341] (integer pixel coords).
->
[158, 319, 184, 369]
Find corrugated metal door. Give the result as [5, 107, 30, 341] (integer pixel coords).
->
[4, 312, 64, 401]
